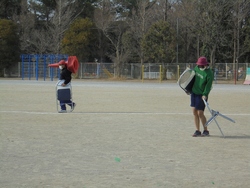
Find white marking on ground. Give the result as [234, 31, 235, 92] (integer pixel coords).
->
[0, 110, 249, 116]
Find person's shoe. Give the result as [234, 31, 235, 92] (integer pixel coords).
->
[58, 110, 67, 113]
[71, 103, 76, 111]
[202, 130, 210, 136]
[192, 130, 201, 137]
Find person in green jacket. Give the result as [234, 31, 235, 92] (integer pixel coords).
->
[191, 57, 214, 137]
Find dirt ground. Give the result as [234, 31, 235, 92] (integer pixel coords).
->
[0, 79, 249, 188]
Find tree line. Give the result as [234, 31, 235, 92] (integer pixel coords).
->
[0, 0, 249, 77]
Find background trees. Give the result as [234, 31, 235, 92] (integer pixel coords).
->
[0, 0, 250, 77]
[62, 18, 97, 61]
[0, 19, 20, 76]
[142, 20, 175, 64]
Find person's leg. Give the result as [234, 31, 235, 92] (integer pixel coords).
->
[196, 97, 210, 136]
[64, 100, 72, 106]
[191, 94, 202, 136]
[198, 110, 208, 131]
[192, 107, 202, 136]
[192, 107, 200, 131]
[64, 100, 75, 108]
[60, 101, 66, 110]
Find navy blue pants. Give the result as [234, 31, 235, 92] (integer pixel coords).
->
[60, 100, 75, 110]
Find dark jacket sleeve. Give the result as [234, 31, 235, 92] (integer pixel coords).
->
[60, 68, 72, 84]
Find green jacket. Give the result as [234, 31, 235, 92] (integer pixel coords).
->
[192, 66, 214, 97]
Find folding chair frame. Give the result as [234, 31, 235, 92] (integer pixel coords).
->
[56, 80, 74, 113]
[203, 98, 235, 137]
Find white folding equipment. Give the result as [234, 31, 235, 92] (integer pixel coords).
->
[56, 80, 74, 113]
[203, 98, 235, 137]
[177, 68, 195, 95]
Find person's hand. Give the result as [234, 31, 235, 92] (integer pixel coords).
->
[61, 83, 66, 87]
[202, 95, 207, 100]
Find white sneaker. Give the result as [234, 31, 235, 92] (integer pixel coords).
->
[58, 110, 67, 113]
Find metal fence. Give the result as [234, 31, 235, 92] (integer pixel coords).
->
[5, 61, 249, 81]
[78, 62, 249, 81]
[9, 54, 68, 80]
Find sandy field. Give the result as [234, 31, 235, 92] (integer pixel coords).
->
[0, 79, 249, 188]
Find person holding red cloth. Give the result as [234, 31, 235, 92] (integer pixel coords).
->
[58, 60, 76, 113]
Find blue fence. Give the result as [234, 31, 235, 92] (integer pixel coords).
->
[21, 54, 68, 81]
[17, 55, 249, 81]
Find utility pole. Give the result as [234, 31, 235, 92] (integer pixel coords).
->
[164, 0, 167, 21]
[176, 18, 179, 64]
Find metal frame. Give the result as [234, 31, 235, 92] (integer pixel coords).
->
[203, 98, 235, 137]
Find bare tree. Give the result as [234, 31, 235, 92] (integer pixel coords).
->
[12, 0, 36, 53]
[94, 0, 130, 77]
[13, 0, 84, 54]
[225, 0, 250, 80]
[171, 0, 199, 63]
[127, 0, 157, 69]
[174, 0, 236, 67]
[48, 0, 84, 54]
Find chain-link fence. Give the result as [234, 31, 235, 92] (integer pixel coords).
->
[78, 62, 249, 81]
[78, 63, 114, 79]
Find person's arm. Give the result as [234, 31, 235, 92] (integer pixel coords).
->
[63, 70, 72, 85]
[202, 70, 214, 98]
[60, 69, 72, 86]
[63, 75, 71, 85]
